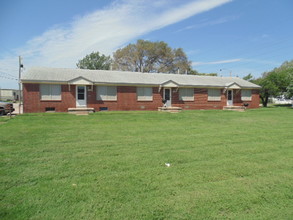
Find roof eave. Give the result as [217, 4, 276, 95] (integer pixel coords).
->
[21, 79, 261, 89]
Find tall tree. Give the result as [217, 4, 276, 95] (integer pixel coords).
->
[77, 51, 112, 70]
[253, 60, 293, 107]
[112, 40, 192, 74]
[253, 76, 279, 107]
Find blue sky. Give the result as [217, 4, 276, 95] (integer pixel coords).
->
[0, 0, 292, 89]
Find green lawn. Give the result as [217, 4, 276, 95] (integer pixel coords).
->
[1, 107, 292, 219]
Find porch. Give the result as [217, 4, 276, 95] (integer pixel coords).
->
[158, 106, 182, 113]
[223, 106, 245, 112]
[68, 107, 95, 115]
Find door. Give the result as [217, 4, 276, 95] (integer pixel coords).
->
[76, 86, 87, 107]
[164, 88, 171, 107]
[227, 90, 233, 106]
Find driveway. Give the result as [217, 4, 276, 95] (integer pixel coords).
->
[13, 103, 23, 114]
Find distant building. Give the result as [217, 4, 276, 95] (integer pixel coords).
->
[0, 89, 20, 101]
[270, 95, 292, 104]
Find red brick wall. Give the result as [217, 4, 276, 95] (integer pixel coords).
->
[171, 88, 226, 110]
[23, 84, 75, 113]
[23, 83, 260, 112]
[232, 89, 260, 109]
[87, 86, 162, 111]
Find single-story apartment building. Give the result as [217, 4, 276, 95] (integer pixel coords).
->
[21, 67, 260, 113]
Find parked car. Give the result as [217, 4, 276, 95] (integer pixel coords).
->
[0, 101, 15, 115]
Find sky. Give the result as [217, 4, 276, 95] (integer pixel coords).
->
[0, 0, 292, 89]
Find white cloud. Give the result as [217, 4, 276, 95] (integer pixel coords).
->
[192, 58, 242, 66]
[0, 0, 232, 88]
[176, 15, 239, 32]
[242, 58, 280, 66]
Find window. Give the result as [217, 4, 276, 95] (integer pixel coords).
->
[96, 86, 117, 101]
[45, 107, 55, 112]
[40, 84, 61, 100]
[179, 88, 194, 101]
[99, 107, 108, 111]
[137, 87, 153, 101]
[241, 90, 252, 101]
[208, 89, 221, 101]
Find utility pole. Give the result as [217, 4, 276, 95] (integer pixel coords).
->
[19, 56, 23, 114]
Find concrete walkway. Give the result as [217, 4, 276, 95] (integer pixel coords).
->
[13, 103, 23, 114]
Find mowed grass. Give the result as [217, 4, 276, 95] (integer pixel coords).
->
[1, 107, 292, 219]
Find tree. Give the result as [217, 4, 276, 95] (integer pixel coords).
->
[76, 51, 112, 70]
[253, 60, 293, 107]
[271, 60, 293, 99]
[112, 40, 192, 74]
[189, 69, 217, 76]
[243, 73, 254, 81]
[253, 76, 279, 107]
[286, 73, 293, 98]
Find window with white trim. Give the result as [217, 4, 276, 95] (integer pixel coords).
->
[208, 89, 221, 101]
[96, 86, 117, 101]
[179, 88, 194, 101]
[137, 87, 153, 101]
[40, 84, 61, 100]
[241, 90, 252, 101]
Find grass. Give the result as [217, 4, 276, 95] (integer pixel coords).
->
[1, 107, 292, 219]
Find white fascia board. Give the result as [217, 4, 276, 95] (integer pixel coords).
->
[160, 80, 179, 88]
[68, 76, 93, 85]
[21, 80, 67, 84]
[225, 82, 242, 89]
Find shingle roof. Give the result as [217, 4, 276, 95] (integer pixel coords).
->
[21, 67, 260, 89]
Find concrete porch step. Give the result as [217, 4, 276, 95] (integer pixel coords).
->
[223, 106, 245, 112]
[158, 107, 182, 113]
[68, 107, 95, 115]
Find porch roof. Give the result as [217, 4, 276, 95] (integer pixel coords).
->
[21, 67, 261, 89]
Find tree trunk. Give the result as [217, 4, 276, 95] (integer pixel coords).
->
[261, 96, 268, 107]
[265, 96, 269, 107]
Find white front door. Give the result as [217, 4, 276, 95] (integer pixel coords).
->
[164, 88, 172, 107]
[76, 86, 87, 107]
[227, 90, 233, 106]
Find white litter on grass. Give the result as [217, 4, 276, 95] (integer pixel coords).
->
[165, 163, 171, 167]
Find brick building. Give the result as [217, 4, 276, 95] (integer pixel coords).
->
[21, 67, 260, 113]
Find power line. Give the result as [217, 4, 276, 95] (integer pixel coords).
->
[0, 70, 17, 78]
[226, 45, 293, 72]
[195, 36, 292, 65]
[0, 67, 17, 72]
[0, 73, 18, 80]
[0, 75, 18, 81]
[193, 38, 293, 76]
